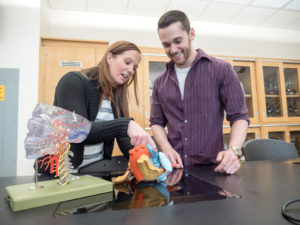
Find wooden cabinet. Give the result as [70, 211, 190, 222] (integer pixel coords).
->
[39, 37, 108, 104]
[256, 61, 300, 123]
[127, 61, 145, 129]
[211, 59, 260, 126]
[135, 49, 300, 156]
[223, 127, 260, 161]
[289, 127, 300, 155]
[223, 127, 260, 149]
[283, 64, 300, 121]
[136, 48, 300, 157]
[261, 126, 300, 154]
[261, 126, 288, 141]
[38, 40, 300, 157]
[139, 47, 169, 131]
[139, 52, 260, 128]
[233, 61, 259, 124]
[257, 61, 284, 122]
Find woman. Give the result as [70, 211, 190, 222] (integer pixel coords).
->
[38, 41, 155, 173]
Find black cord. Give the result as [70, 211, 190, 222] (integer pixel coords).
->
[282, 197, 300, 224]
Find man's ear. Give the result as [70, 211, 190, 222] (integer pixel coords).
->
[189, 28, 195, 41]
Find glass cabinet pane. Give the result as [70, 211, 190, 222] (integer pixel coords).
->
[290, 131, 300, 154]
[266, 97, 282, 117]
[287, 98, 300, 117]
[284, 68, 300, 117]
[234, 66, 253, 117]
[149, 62, 166, 107]
[269, 131, 285, 141]
[263, 67, 282, 117]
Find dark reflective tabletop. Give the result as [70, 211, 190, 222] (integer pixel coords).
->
[2, 161, 299, 225]
[53, 169, 240, 216]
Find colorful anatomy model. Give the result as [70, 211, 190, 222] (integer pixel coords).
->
[24, 103, 91, 185]
[114, 144, 172, 184]
[129, 182, 170, 208]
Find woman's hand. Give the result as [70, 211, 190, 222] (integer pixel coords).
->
[127, 120, 156, 147]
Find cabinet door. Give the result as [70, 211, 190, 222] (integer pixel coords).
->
[283, 64, 300, 122]
[223, 127, 260, 149]
[127, 64, 145, 128]
[39, 39, 108, 104]
[261, 126, 288, 141]
[287, 126, 300, 155]
[40, 46, 96, 104]
[141, 54, 169, 129]
[233, 61, 259, 124]
[257, 61, 287, 122]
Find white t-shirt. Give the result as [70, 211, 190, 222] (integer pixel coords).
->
[175, 66, 191, 100]
[79, 99, 114, 168]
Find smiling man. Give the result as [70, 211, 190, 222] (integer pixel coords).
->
[150, 10, 249, 174]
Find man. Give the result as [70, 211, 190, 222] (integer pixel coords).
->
[150, 10, 249, 174]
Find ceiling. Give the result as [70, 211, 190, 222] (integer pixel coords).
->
[46, 0, 300, 30]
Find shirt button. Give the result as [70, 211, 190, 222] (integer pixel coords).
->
[185, 173, 189, 177]
[184, 137, 188, 141]
[184, 154, 188, 158]
[184, 120, 188, 123]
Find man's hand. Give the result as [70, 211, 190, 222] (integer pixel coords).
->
[151, 124, 183, 168]
[163, 147, 183, 168]
[214, 149, 240, 174]
[165, 168, 183, 186]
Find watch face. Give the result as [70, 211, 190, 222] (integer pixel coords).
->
[235, 148, 242, 156]
[230, 146, 242, 157]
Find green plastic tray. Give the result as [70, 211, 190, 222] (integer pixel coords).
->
[5, 175, 112, 212]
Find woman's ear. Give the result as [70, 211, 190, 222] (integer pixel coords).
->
[106, 52, 112, 65]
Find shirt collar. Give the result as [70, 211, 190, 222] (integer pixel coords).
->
[194, 48, 213, 62]
[166, 48, 212, 69]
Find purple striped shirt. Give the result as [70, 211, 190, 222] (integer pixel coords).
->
[150, 49, 249, 166]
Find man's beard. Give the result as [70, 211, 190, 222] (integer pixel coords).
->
[171, 41, 192, 67]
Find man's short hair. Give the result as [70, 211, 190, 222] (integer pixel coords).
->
[158, 10, 190, 34]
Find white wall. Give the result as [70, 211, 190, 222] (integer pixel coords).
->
[0, 0, 40, 176]
[43, 9, 300, 59]
[1, 0, 300, 176]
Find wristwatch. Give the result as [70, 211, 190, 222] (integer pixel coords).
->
[227, 145, 243, 159]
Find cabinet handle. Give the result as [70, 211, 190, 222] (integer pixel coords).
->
[255, 111, 258, 117]
[60, 60, 82, 67]
[263, 111, 266, 116]
[145, 111, 149, 118]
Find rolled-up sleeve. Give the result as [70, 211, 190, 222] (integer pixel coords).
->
[219, 62, 250, 126]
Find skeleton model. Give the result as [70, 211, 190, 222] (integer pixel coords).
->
[24, 103, 91, 186]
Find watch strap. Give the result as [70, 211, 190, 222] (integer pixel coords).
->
[227, 145, 243, 159]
